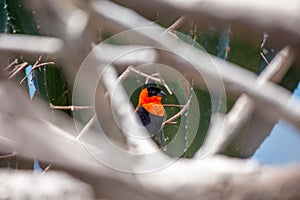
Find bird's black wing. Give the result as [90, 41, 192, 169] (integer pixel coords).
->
[136, 105, 164, 135]
[136, 105, 151, 126]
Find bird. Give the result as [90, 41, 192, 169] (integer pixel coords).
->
[135, 84, 166, 136]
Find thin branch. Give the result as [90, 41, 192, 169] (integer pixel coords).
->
[157, 71, 173, 95]
[130, 67, 162, 83]
[75, 115, 97, 141]
[164, 15, 186, 38]
[50, 103, 94, 111]
[257, 46, 294, 83]
[19, 61, 55, 85]
[42, 164, 52, 174]
[109, 0, 300, 49]
[0, 34, 63, 55]
[8, 62, 29, 79]
[163, 84, 191, 126]
[108, 65, 173, 96]
[199, 46, 295, 157]
[33, 61, 55, 70]
[163, 99, 190, 126]
[4, 59, 18, 71]
[163, 104, 185, 107]
[260, 52, 270, 65]
[0, 152, 17, 160]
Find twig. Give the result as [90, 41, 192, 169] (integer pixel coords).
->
[145, 72, 159, 84]
[163, 83, 191, 126]
[35, 55, 43, 66]
[4, 59, 18, 71]
[50, 103, 94, 111]
[130, 67, 162, 83]
[75, 115, 97, 141]
[0, 152, 17, 160]
[198, 46, 295, 157]
[163, 99, 190, 126]
[165, 15, 186, 37]
[257, 46, 293, 84]
[260, 52, 270, 65]
[157, 71, 173, 95]
[32, 61, 55, 70]
[8, 62, 29, 79]
[19, 61, 55, 85]
[163, 104, 185, 107]
[107, 65, 173, 96]
[42, 164, 52, 174]
[164, 121, 177, 125]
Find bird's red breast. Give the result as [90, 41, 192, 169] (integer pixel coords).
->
[136, 88, 164, 117]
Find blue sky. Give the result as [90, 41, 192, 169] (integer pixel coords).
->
[253, 82, 300, 165]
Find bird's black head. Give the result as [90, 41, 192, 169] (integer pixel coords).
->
[145, 85, 166, 97]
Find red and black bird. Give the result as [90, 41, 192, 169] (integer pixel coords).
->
[135, 84, 166, 135]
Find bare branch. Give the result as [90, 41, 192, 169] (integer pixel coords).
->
[257, 46, 295, 84]
[75, 115, 97, 141]
[198, 46, 295, 157]
[0, 152, 17, 160]
[163, 104, 185, 107]
[165, 15, 186, 37]
[260, 52, 270, 65]
[0, 34, 63, 55]
[0, 170, 94, 199]
[114, 65, 173, 95]
[50, 103, 94, 111]
[4, 59, 18, 71]
[163, 99, 190, 126]
[19, 61, 55, 85]
[8, 62, 29, 79]
[110, 0, 300, 51]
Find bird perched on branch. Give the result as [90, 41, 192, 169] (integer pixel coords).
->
[136, 84, 166, 135]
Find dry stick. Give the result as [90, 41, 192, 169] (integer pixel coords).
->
[8, 62, 29, 79]
[110, 66, 161, 88]
[199, 46, 295, 157]
[165, 15, 186, 37]
[49, 103, 94, 111]
[163, 104, 185, 107]
[146, 72, 173, 94]
[163, 85, 191, 126]
[260, 52, 270, 65]
[157, 71, 173, 95]
[145, 72, 159, 84]
[34, 55, 43, 66]
[115, 66, 134, 84]
[4, 59, 18, 71]
[0, 152, 17, 159]
[75, 115, 97, 141]
[19, 62, 55, 85]
[257, 48, 293, 84]
[32, 62, 55, 70]
[26, 55, 50, 82]
[163, 100, 190, 126]
[108, 65, 173, 95]
[130, 67, 162, 83]
[42, 164, 52, 174]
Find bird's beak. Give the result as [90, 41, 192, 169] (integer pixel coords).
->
[158, 90, 166, 97]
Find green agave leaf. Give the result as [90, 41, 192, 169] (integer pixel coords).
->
[0, 0, 7, 33]
[33, 65, 70, 113]
[5, 0, 39, 34]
